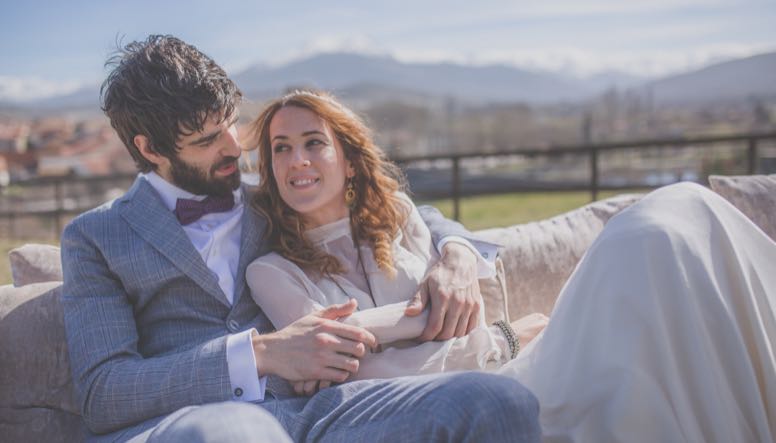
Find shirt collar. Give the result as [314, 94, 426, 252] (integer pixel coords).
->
[142, 171, 243, 212]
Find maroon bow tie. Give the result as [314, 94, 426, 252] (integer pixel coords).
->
[174, 195, 235, 225]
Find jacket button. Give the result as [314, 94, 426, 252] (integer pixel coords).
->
[234, 387, 243, 397]
[227, 319, 239, 332]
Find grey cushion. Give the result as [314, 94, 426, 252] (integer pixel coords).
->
[476, 194, 643, 320]
[9, 243, 63, 286]
[0, 282, 83, 442]
[709, 174, 776, 242]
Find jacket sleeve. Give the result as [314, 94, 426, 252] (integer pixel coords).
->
[61, 219, 233, 435]
[416, 204, 500, 250]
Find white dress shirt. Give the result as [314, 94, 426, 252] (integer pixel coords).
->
[142, 172, 266, 402]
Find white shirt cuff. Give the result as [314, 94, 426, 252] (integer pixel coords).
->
[226, 328, 267, 402]
[437, 235, 498, 278]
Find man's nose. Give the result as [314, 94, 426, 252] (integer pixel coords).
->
[222, 124, 241, 157]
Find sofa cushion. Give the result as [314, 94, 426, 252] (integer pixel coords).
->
[476, 194, 642, 320]
[0, 281, 83, 442]
[709, 174, 776, 242]
[9, 243, 63, 286]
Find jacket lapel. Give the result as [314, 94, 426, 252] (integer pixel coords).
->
[118, 177, 231, 307]
[232, 184, 267, 306]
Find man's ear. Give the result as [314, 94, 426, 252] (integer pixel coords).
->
[134, 135, 169, 169]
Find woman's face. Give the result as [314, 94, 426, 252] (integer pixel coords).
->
[269, 105, 354, 228]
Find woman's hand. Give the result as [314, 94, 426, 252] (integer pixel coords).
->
[510, 313, 549, 347]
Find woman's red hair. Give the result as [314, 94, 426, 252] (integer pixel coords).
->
[245, 90, 409, 277]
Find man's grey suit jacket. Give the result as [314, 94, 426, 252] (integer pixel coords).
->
[62, 177, 291, 437]
[61, 176, 475, 438]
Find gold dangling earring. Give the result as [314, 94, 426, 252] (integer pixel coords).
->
[345, 177, 356, 208]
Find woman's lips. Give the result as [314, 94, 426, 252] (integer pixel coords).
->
[289, 177, 320, 189]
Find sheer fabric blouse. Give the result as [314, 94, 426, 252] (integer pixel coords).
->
[246, 193, 509, 379]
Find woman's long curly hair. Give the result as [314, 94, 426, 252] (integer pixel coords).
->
[245, 90, 409, 277]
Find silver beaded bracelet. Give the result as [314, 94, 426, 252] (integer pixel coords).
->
[492, 320, 520, 360]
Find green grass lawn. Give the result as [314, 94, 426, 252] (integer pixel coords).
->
[0, 189, 647, 284]
[418, 189, 646, 231]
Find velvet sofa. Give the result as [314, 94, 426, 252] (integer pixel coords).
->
[1, 175, 774, 442]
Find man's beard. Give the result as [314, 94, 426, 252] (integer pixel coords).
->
[168, 155, 241, 197]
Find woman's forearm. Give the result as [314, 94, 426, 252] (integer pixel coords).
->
[341, 301, 428, 344]
[347, 325, 509, 380]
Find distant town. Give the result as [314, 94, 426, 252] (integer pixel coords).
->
[2, 50, 776, 185]
[1, 88, 773, 186]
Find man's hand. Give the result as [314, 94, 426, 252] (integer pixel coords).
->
[405, 242, 481, 342]
[252, 299, 376, 383]
[292, 380, 332, 397]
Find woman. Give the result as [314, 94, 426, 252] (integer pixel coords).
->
[245, 90, 776, 442]
[245, 90, 540, 383]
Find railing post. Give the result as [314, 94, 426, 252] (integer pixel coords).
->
[55, 179, 63, 239]
[9, 211, 15, 239]
[747, 138, 758, 174]
[590, 147, 599, 202]
[452, 157, 461, 221]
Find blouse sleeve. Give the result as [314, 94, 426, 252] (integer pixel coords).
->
[350, 324, 510, 381]
[342, 301, 427, 344]
[245, 239, 510, 382]
[246, 257, 325, 330]
[247, 256, 425, 342]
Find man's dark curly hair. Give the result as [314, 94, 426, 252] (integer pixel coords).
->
[101, 35, 242, 172]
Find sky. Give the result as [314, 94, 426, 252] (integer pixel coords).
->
[1, 0, 775, 102]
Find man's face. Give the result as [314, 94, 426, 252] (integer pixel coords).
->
[159, 114, 242, 197]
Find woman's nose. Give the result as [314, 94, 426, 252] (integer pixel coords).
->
[291, 148, 311, 167]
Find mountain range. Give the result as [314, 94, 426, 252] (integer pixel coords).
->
[4, 51, 775, 113]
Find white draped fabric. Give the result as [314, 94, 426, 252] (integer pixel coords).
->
[499, 182, 776, 442]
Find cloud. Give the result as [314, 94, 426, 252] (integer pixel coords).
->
[387, 42, 775, 77]
[0, 76, 83, 102]
[264, 34, 388, 67]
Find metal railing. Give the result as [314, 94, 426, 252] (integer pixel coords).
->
[394, 131, 776, 220]
[1, 130, 774, 238]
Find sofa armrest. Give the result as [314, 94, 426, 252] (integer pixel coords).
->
[0, 281, 83, 441]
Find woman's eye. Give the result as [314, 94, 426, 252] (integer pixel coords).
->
[273, 144, 289, 153]
[306, 139, 324, 148]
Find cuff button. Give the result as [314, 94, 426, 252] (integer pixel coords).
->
[234, 387, 244, 397]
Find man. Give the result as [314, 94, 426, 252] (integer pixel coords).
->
[62, 35, 540, 442]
